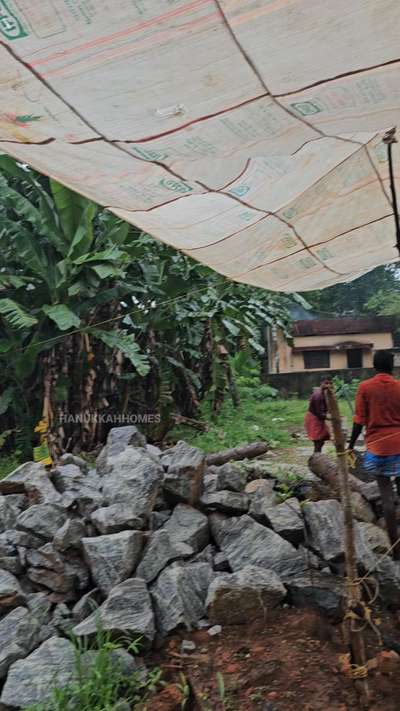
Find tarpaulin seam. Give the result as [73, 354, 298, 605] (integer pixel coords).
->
[189, 213, 394, 275]
[274, 57, 400, 98]
[212, 0, 375, 153]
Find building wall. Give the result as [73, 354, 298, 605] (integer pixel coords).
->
[273, 330, 393, 374]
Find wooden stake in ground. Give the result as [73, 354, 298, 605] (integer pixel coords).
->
[325, 385, 370, 708]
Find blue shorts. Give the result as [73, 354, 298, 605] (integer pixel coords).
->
[364, 451, 400, 478]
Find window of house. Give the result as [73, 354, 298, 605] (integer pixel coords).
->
[347, 349, 362, 368]
[303, 350, 330, 369]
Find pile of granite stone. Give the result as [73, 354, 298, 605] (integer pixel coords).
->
[0, 426, 399, 709]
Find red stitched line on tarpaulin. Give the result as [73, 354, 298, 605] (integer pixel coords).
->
[111, 94, 269, 144]
[28, 0, 212, 65]
[0, 40, 206, 188]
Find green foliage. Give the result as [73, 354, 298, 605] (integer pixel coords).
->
[274, 468, 305, 502]
[0, 451, 22, 480]
[24, 630, 161, 711]
[0, 156, 300, 451]
[0, 157, 150, 451]
[215, 672, 236, 711]
[92, 329, 150, 377]
[216, 672, 225, 702]
[230, 350, 257, 377]
[238, 383, 278, 401]
[366, 288, 400, 316]
[0, 298, 38, 329]
[176, 673, 191, 710]
[305, 265, 400, 316]
[234, 363, 278, 400]
[332, 376, 360, 399]
[332, 376, 360, 415]
[0, 388, 14, 415]
[42, 305, 81, 331]
[0, 429, 13, 448]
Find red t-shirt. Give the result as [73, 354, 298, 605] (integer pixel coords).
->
[354, 373, 400, 455]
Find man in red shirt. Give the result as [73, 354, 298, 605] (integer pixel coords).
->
[349, 350, 400, 558]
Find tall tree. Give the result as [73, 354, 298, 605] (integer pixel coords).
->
[304, 265, 400, 316]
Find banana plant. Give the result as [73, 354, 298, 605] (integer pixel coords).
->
[0, 157, 297, 454]
[0, 157, 148, 455]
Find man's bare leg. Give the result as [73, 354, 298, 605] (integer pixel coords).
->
[376, 476, 400, 560]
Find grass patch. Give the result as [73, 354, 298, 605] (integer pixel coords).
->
[25, 630, 161, 711]
[171, 388, 307, 453]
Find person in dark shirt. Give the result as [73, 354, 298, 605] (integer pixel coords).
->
[304, 376, 332, 453]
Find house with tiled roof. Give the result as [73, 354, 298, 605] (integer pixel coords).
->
[270, 316, 396, 374]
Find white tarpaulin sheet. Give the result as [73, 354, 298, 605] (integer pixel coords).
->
[0, 0, 399, 291]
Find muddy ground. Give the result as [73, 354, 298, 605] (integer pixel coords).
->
[145, 606, 400, 711]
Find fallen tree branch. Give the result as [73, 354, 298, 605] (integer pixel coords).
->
[308, 453, 378, 501]
[171, 414, 208, 432]
[206, 441, 269, 466]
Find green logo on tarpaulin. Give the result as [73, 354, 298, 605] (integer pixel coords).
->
[132, 146, 168, 162]
[15, 114, 42, 123]
[159, 178, 193, 194]
[317, 247, 333, 261]
[0, 1, 28, 39]
[299, 256, 316, 269]
[281, 235, 297, 250]
[229, 184, 250, 197]
[291, 101, 322, 117]
[282, 207, 296, 220]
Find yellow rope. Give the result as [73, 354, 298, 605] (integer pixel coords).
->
[356, 533, 400, 584]
[336, 449, 357, 469]
[343, 573, 382, 644]
[350, 664, 369, 679]
[338, 653, 369, 679]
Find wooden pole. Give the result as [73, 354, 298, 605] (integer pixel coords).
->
[325, 385, 370, 708]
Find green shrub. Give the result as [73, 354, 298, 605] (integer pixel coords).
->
[236, 375, 259, 388]
[24, 629, 161, 711]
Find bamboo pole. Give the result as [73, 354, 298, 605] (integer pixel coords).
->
[325, 385, 370, 708]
